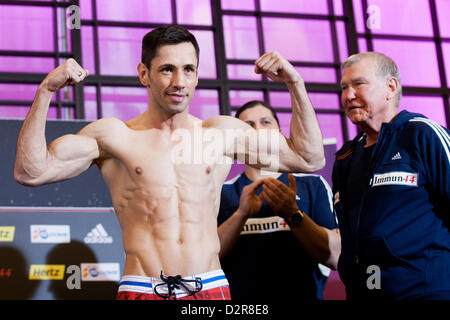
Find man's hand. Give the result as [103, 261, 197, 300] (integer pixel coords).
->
[261, 174, 299, 220]
[254, 51, 303, 85]
[41, 58, 89, 92]
[237, 179, 265, 219]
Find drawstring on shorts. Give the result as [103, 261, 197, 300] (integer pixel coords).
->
[153, 271, 203, 298]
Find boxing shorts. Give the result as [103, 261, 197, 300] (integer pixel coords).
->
[116, 269, 231, 300]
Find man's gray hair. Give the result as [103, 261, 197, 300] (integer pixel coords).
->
[342, 52, 402, 106]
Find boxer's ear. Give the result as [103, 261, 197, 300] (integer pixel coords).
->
[137, 62, 150, 87]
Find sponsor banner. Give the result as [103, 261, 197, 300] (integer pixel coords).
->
[30, 225, 70, 244]
[241, 216, 290, 235]
[81, 263, 120, 281]
[0, 226, 15, 242]
[371, 171, 418, 187]
[84, 224, 113, 244]
[29, 264, 65, 280]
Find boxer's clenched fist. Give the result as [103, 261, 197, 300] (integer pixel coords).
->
[41, 58, 89, 92]
[254, 51, 303, 85]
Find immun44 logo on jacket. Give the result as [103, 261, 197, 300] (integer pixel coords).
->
[371, 171, 418, 187]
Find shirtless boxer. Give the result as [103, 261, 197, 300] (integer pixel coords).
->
[14, 25, 325, 300]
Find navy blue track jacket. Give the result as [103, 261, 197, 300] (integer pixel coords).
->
[332, 110, 450, 299]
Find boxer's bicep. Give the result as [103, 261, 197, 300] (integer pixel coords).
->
[40, 133, 99, 184]
[221, 118, 313, 172]
[209, 116, 288, 171]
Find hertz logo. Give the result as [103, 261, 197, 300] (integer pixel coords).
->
[29, 265, 65, 280]
[0, 226, 15, 242]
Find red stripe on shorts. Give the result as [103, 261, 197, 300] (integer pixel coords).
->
[116, 285, 231, 300]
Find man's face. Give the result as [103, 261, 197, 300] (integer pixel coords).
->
[340, 58, 391, 127]
[238, 105, 280, 131]
[146, 42, 198, 115]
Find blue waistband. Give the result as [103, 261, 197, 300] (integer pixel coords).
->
[120, 274, 226, 289]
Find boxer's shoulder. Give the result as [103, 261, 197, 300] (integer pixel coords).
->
[78, 117, 128, 138]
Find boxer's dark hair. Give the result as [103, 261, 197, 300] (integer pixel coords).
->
[141, 25, 200, 69]
[235, 100, 280, 127]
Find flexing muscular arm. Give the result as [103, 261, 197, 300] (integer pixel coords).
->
[254, 51, 325, 172]
[14, 59, 99, 186]
[206, 52, 325, 173]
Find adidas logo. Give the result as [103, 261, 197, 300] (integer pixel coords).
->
[391, 152, 402, 160]
[84, 224, 113, 244]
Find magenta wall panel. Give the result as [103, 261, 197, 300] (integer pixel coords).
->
[223, 16, 259, 60]
[262, 18, 333, 62]
[229, 90, 264, 107]
[317, 113, 344, 149]
[98, 27, 148, 76]
[0, 56, 54, 73]
[221, 0, 255, 11]
[101, 86, 148, 120]
[353, 0, 434, 37]
[373, 39, 441, 87]
[0, 106, 57, 119]
[309, 93, 341, 110]
[436, 0, 450, 38]
[0, 5, 53, 51]
[352, 0, 365, 34]
[81, 26, 96, 74]
[333, 0, 344, 15]
[177, 0, 212, 25]
[190, 30, 216, 79]
[368, 0, 433, 37]
[96, 0, 172, 23]
[260, 0, 328, 14]
[400, 96, 447, 128]
[336, 21, 349, 62]
[358, 38, 368, 53]
[84, 86, 98, 121]
[79, 0, 92, 20]
[295, 67, 337, 83]
[270, 91, 340, 110]
[269, 91, 291, 108]
[0, 84, 55, 102]
[442, 42, 450, 86]
[227, 65, 262, 81]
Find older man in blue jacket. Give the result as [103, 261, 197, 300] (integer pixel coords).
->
[334, 52, 450, 300]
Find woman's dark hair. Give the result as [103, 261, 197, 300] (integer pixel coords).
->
[141, 25, 200, 69]
[234, 100, 280, 127]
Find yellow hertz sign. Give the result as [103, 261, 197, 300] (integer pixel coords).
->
[29, 265, 66, 280]
[0, 226, 15, 242]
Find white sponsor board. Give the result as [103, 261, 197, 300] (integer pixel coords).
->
[30, 225, 71, 243]
[81, 263, 120, 281]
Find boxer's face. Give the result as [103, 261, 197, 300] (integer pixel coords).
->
[144, 42, 199, 115]
[340, 58, 391, 127]
[238, 104, 280, 131]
